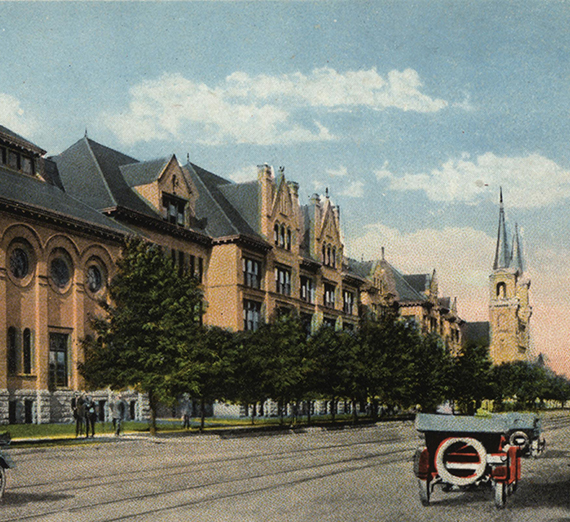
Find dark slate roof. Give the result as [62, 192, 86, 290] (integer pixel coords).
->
[462, 321, 491, 347]
[403, 273, 430, 294]
[53, 137, 159, 219]
[120, 157, 171, 187]
[0, 165, 129, 236]
[219, 182, 261, 234]
[186, 162, 260, 239]
[345, 257, 426, 303]
[0, 125, 46, 155]
[42, 158, 65, 191]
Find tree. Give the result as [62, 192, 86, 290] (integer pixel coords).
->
[491, 361, 550, 410]
[450, 342, 493, 414]
[79, 237, 203, 435]
[407, 333, 453, 413]
[175, 325, 236, 431]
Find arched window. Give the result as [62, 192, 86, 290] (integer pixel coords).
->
[332, 247, 336, 268]
[7, 327, 17, 374]
[23, 328, 32, 374]
[327, 246, 332, 267]
[322, 243, 326, 264]
[274, 223, 279, 245]
[286, 228, 292, 250]
[279, 225, 285, 247]
[496, 282, 507, 299]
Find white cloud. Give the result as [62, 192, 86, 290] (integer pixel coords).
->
[380, 153, 570, 208]
[103, 66, 450, 146]
[339, 180, 365, 198]
[226, 67, 448, 112]
[326, 165, 349, 177]
[346, 223, 495, 320]
[228, 165, 258, 183]
[0, 93, 36, 137]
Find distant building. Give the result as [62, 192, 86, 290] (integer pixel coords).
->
[488, 190, 532, 364]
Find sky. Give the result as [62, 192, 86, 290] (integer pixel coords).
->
[2, 1, 570, 375]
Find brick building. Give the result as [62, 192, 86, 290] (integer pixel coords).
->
[1, 124, 466, 423]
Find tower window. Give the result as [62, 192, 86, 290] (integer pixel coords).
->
[496, 282, 506, 299]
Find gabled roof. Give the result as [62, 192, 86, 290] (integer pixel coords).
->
[186, 162, 261, 239]
[0, 125, 46, 156]
[0, 164, 129, 237]
[403, 273, 431, 294]
[120, 157, 172, 187]
[53, 137, 159, 219]
[345, 257, 427, 303]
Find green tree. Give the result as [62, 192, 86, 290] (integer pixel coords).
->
[491, 361, 550, 410]
[175, 325, 236, 430]
[407, 333, 453, 412]
[451, 342, 493, 414]
[79, 238, 203, 435]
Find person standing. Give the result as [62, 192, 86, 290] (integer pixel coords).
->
[72, 393, 85, 438]
[112, 395, 126, 436]
[84, 396, 97, 438]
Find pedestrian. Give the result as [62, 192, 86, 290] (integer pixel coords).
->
[73, 393, 86, 438]
[112, 394, 126, 436]
[84, 396, 97, 438]
[182, 401, 191, 430]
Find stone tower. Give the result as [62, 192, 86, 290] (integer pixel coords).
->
[488, 190, 532, 364]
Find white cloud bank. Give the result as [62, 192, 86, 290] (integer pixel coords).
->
[0, 93, 36, 137]
[377, 153, 570, 208]
[103, 67, 449, 146]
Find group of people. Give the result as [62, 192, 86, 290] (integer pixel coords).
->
[71, 393, 127, 438]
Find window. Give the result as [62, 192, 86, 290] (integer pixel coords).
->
[10, 248, 29, 279]
[87, 265, 103, 293]
[21, 156, 33, 175]
[275, 267, 291, 296]
[343, 290, 355, 315]
[301, 313, 313, 336]
[324, 283, 336, 308]
[300, 276, 315, 303]
[286, 229, 292, 250]
[0, 146, 5, 164]
[496, 282, 506, 298]
[323, 317, 336, 328]
[23, 328, 32, 374]
[162, 194, 186, 226]
[243, 300, 262, 331]
[50, 254, 72, 289]
[8, 150, 19, 170]
[7, 327, 17, 375]
[243, 257, 261, 289]
[274, 223, 279, 245]
[49, 333, 69, 388]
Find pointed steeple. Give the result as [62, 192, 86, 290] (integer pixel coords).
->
[493, 188, 510, 270]
[510, 223, 524, 274]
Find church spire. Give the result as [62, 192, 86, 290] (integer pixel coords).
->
[493, 188, 510, 270]
[510, 223, 524, 274]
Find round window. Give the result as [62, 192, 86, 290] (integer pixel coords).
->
[51, 257, 71, 288]
[87, 265, 103, 293]
[10, 248, 29, 279]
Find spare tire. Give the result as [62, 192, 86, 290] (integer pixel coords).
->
[509, 430, 530, 451]
[435, 436, 487, 486]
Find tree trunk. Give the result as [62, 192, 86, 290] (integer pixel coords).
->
[352, 398, 358, 424]
[200, 396, 206, 432]
[307, 400, 312, 426]
[148, 390, 157, 436]
[331, 398, 336, 423]
[371, 398, 378, 422]
[251, 402, 256, 425]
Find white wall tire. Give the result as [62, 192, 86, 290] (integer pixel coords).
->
[435, 437, 487, 487]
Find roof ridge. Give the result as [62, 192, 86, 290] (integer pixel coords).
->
[187, 163, 240, 236]
[84, 137, 119, 208]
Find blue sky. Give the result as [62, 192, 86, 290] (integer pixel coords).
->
[2, 1, 570, 374]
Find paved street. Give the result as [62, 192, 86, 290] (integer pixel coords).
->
[1, 416, 570, 522]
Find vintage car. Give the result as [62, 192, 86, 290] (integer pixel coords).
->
[413, 413, 544, 508]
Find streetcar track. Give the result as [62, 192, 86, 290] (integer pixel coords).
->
[8, 432, 406, 493]
[2, 445, 413, 522]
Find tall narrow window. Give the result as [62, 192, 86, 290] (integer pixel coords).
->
[243, 300, 262, 331]
[300, 276, 315, 303]
[23, 328, 32, 374]
[49, 333, 69, 388]
[243, 257, 261, 289]
[324, 283, 336, 308]
[275, 267, 291, 296]
[343, 290, 354, 315]
[7, 327, 17, 374]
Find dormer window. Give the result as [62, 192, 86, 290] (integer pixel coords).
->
[1, 146, 35, 176]
[162, 193, 187, 227]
